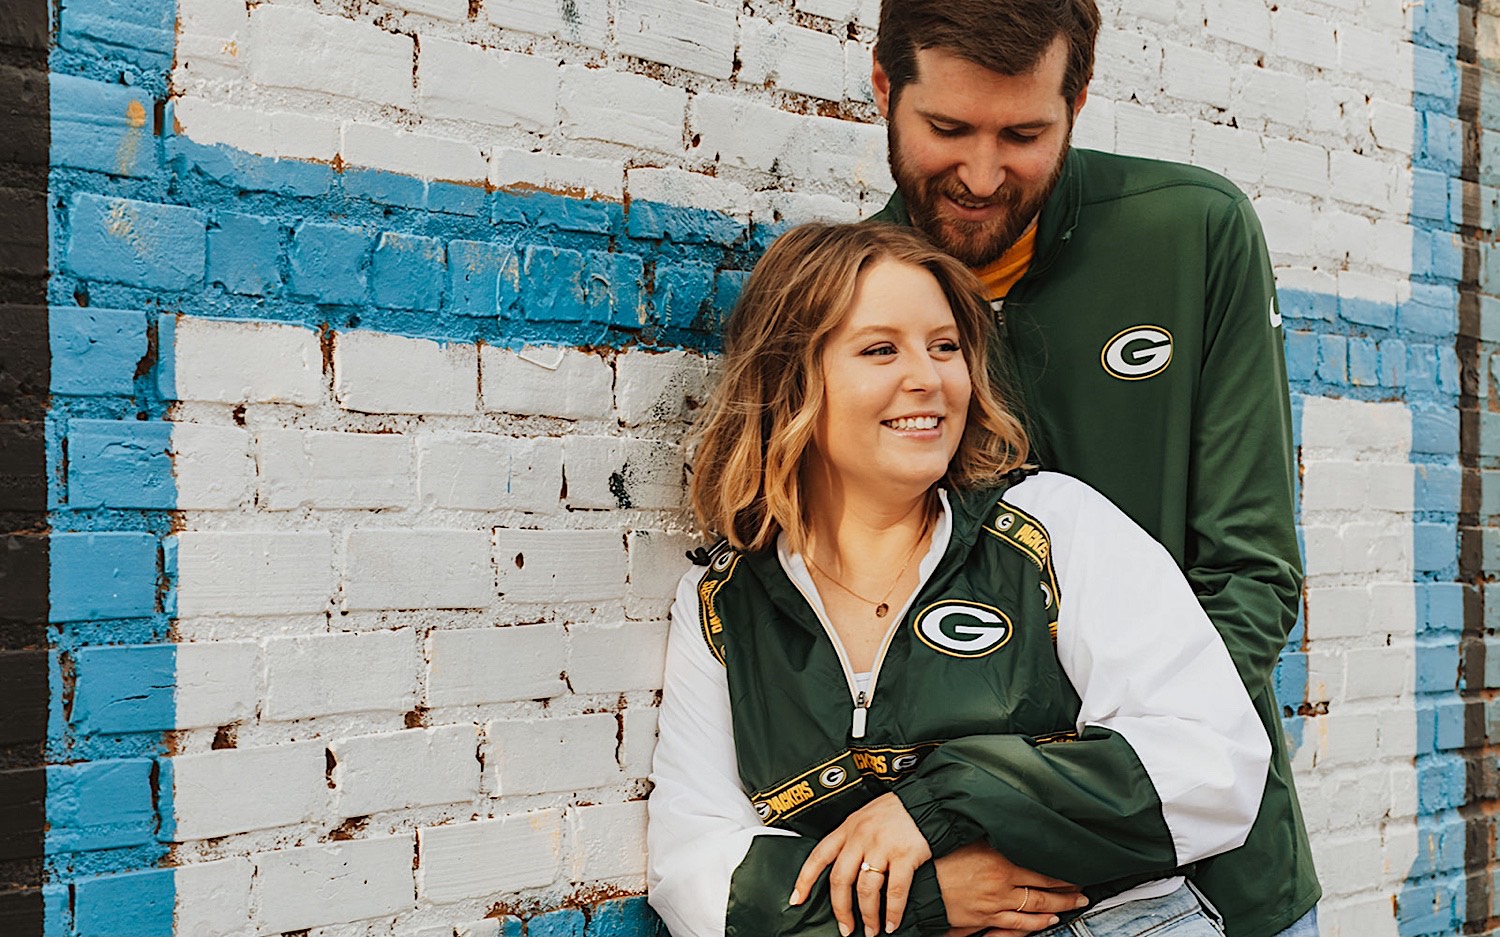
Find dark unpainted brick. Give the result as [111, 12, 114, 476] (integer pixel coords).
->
[0, 534, 47, 628]
[0, 889, 44, 937]
[0, 423, 45, 514]
[0, 652, 45, 747]
[0, 306, 49, 411]
[0, 767, 44, 860]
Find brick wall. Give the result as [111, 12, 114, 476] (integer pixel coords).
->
[24, 0, 1497, 935]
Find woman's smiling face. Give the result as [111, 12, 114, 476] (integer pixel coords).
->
[808, 257, 973, 500]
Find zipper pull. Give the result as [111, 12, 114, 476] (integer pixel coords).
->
[852, 691, 868, 739]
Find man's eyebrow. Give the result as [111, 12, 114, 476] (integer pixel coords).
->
[913, 107, 1056, 131]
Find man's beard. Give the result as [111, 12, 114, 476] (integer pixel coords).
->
[889, 124, 1069, 268]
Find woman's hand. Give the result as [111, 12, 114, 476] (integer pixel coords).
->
[789, 793, 933, 937]
[933, 842, 1087, 937]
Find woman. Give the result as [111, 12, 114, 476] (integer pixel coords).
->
[647, 223, 1269, 937]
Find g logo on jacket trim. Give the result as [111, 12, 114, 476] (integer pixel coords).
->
[914, 601, 1013, 658]
[1101, 326, 1173, 380]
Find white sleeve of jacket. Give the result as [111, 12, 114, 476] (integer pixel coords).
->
[1009, 472, 1272, 865]
[647, 564, 799, 937]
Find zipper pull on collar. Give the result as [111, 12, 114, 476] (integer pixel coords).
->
[852, 691, 868, 739]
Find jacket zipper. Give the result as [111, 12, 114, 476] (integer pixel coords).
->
[783, 563, 924, 741]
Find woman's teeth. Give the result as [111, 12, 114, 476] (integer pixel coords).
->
[884, 416, 940, 431]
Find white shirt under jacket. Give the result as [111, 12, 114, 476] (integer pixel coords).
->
[647, 472, 1271, 937]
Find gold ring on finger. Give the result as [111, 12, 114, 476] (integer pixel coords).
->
[859, 861, 887, 875]
[1016, 886, 1030, 913]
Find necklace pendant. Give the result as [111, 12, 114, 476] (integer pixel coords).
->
[875, 603, 889, 618]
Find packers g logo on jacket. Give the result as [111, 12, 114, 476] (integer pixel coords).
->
[914, 601, 1013, 658]
[1101, 325, 1173, 380]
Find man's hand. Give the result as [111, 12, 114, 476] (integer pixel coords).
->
[934, 842, 1087, 937]
[789, 793, 933, 937]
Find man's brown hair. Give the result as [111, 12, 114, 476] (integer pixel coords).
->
[689, 222, 1029, 553]
[874, 0, 1100, 106]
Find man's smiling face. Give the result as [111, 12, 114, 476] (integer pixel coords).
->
[875, 38, 1084, 268]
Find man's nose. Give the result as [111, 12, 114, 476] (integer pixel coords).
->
[955, 142, 1005, 200]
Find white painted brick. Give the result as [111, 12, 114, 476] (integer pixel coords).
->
[1314, 209, 1374, 269]
[175, 857, 254, 937]
[480, 345, 612, 418]
[1262, 138, 1328, 196]
[258, 430, 413, 511]
[1303, 461, 1414, 513]
[627, 167, 751, 222]
[418, 39, 557, 132]
[1274, 266, 1335, 300]
[751, 190, 862, 227]
[562, 436, 684, 510]
[1337, 269, 1400, 309]
[1303, 648, 1345, 706]
[1190, 121, 1263, 190]
[340, 122, 488, 183]
[1311, 831, 1396, 897]
[844, 40, 874, 104]
[621, 705, 659, 778]
[252, 835, 415, 935]
[265, 630, 417, 719]
[175, 641, 259, 728]
[484, 0, 608, 47]
[1095, 31, 1159, 94]
[1234, 66, 1308, 127]
[780, 114, 892, 192]
[384, 0, 467, 20]
[246, 6, 414, 107]
[331, 724, 480, 817]
[345, 529, 493, 610]
[169, 317, 322, 405]
[559, 65, 687, 153]
[628, 529, 701, 601]
[173, 98, 342, 162]
[1338, 25, 1411, 84]
[417, 433, 562, 512]
[1365, 218, 1414, 275]
[426, 624, 567, 708]
[1302, 522, 1411, 578]
[169, 741, 327, 841]
[334, 331, 477, 415]
[1299, 398, 1411, 459]
[617, 0, 736, 78]
[691, 93, 802, 173]
[494, 529, 628, 603]
[1161, 44, 1232, 108]
[796, 0, 859, 21]
[1203, 0, 1271, 50]
[487, 713, 622, 794]
[174, 531, 333, 617]
[1114, 106, 1192, 163]
[1249, 197, 1313, 258]
[1071, 96, 1115, 153]
[173, 423, 255, 510]
[568, 620, 667, 694]
[1329, 150, 1395, 209]
[417, 810, 563, 903]
[1307, 712, 1381, 769]
[1270, 9, 1336, 67]
[615, 350, 715, 426]
[738, 18, 846, 101]
[568, 801, 647, 883]
[1343, 647, 1413, 700]
[1370, 99, 1417, 154]
[1378, 709, 1418, 758]
[457, 921, 500, 937]
[179, 0, 247, 38]
[175, 31, 246, 82]
[490, 149, 624, 199]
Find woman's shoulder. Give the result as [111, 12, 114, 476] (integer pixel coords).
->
[997, 470, 1129, 530]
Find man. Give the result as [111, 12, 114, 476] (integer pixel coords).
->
[866, 2, 1319, 936]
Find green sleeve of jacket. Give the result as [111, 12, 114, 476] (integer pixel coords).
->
[1190, 195, 1303, 690]
[891, 726, 1178, 889]
[725, 837, 948, 937]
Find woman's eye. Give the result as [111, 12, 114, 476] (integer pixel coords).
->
[932, 340, 961, 354]
[862, 344, 897, 357]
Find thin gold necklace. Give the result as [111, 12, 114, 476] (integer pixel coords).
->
[806, 514, 931, 618]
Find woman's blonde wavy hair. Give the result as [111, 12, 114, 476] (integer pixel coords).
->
[690, 222, 1030, 553]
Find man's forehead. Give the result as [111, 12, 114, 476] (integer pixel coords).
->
[907, 40, 1071, 100]
[901, 43, 1073, 121]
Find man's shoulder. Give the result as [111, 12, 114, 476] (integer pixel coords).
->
[1071, 148, 1248, 210]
